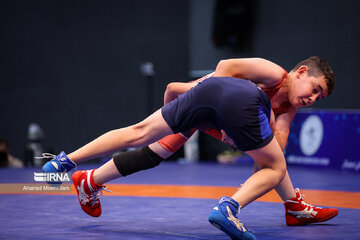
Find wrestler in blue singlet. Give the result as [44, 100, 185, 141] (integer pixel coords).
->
[161, 77, 273, 151]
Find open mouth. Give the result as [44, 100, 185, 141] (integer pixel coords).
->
[301, 98, 306, 106]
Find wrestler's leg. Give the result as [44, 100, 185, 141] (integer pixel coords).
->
[67, 109, 173, 163]
[92, 136, 187, 185]
[93, 159, 120, 185]
[208, 137, 285, 239]
[70, 109, 173, 217]
[153, 129, 196, 158]
[253, 155, 338, 226]
[253, 162, 296, 200]
[231, 137, 287, 207]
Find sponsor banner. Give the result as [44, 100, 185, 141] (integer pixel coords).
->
[285, 109, 360, 172]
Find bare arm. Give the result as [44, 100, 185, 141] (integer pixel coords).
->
[273, 107, 297, 151]
[163, 81, 198, 105]
[164, 58, 286, 104]
[253, 108, 296, 174]
[213, 58, 286, 88]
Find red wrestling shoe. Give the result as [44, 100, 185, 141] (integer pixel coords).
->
[72, 169, 110, 217]
[284, 188, 338, 226]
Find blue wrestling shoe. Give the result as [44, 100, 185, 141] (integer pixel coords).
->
[208, 196, 256, 240]
[41, 151, 77, 172]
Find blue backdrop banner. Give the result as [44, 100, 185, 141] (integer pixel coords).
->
[285, 109, 360, 172]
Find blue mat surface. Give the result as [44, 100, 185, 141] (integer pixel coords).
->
[1, 162, 359, 239]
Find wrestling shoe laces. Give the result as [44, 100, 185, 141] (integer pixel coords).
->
[225, 206, 247, 232]
[36, 153, 57, 160]
[40, 151, 77, 172]
[73, 169, 112, 217]
[78, 183, 112, 207]
[91, 185, 112, 206]
[285, 188, 319, 219]
[284, 188, 338, 226]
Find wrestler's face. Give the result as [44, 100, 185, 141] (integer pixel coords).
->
[288, 66, 328, 108]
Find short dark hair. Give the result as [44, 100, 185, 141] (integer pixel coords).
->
[292, 56, 335, 96]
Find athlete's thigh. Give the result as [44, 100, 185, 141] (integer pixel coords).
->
[135, 109, 174, 146]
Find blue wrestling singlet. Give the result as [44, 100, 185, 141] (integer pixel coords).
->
[161, 77, 273, 151]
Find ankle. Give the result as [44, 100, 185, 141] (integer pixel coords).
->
[92, 169, 104, 186]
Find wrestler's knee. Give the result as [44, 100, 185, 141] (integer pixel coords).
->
[275, 164, 287, 183]
[113, 146, 164, 176]
[255, 159, 286, 185]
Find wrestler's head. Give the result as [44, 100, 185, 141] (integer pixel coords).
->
[288, 56, 334, 108]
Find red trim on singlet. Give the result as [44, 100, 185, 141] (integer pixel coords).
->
[262, 69, 288, 100]
[193, 72, 215, 84]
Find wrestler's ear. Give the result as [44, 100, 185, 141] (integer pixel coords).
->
[296, 66, 308, 78]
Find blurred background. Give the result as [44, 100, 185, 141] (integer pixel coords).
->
[0, 0, 359, 168]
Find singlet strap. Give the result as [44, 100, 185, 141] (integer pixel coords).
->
[262, 68, 288, 92]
